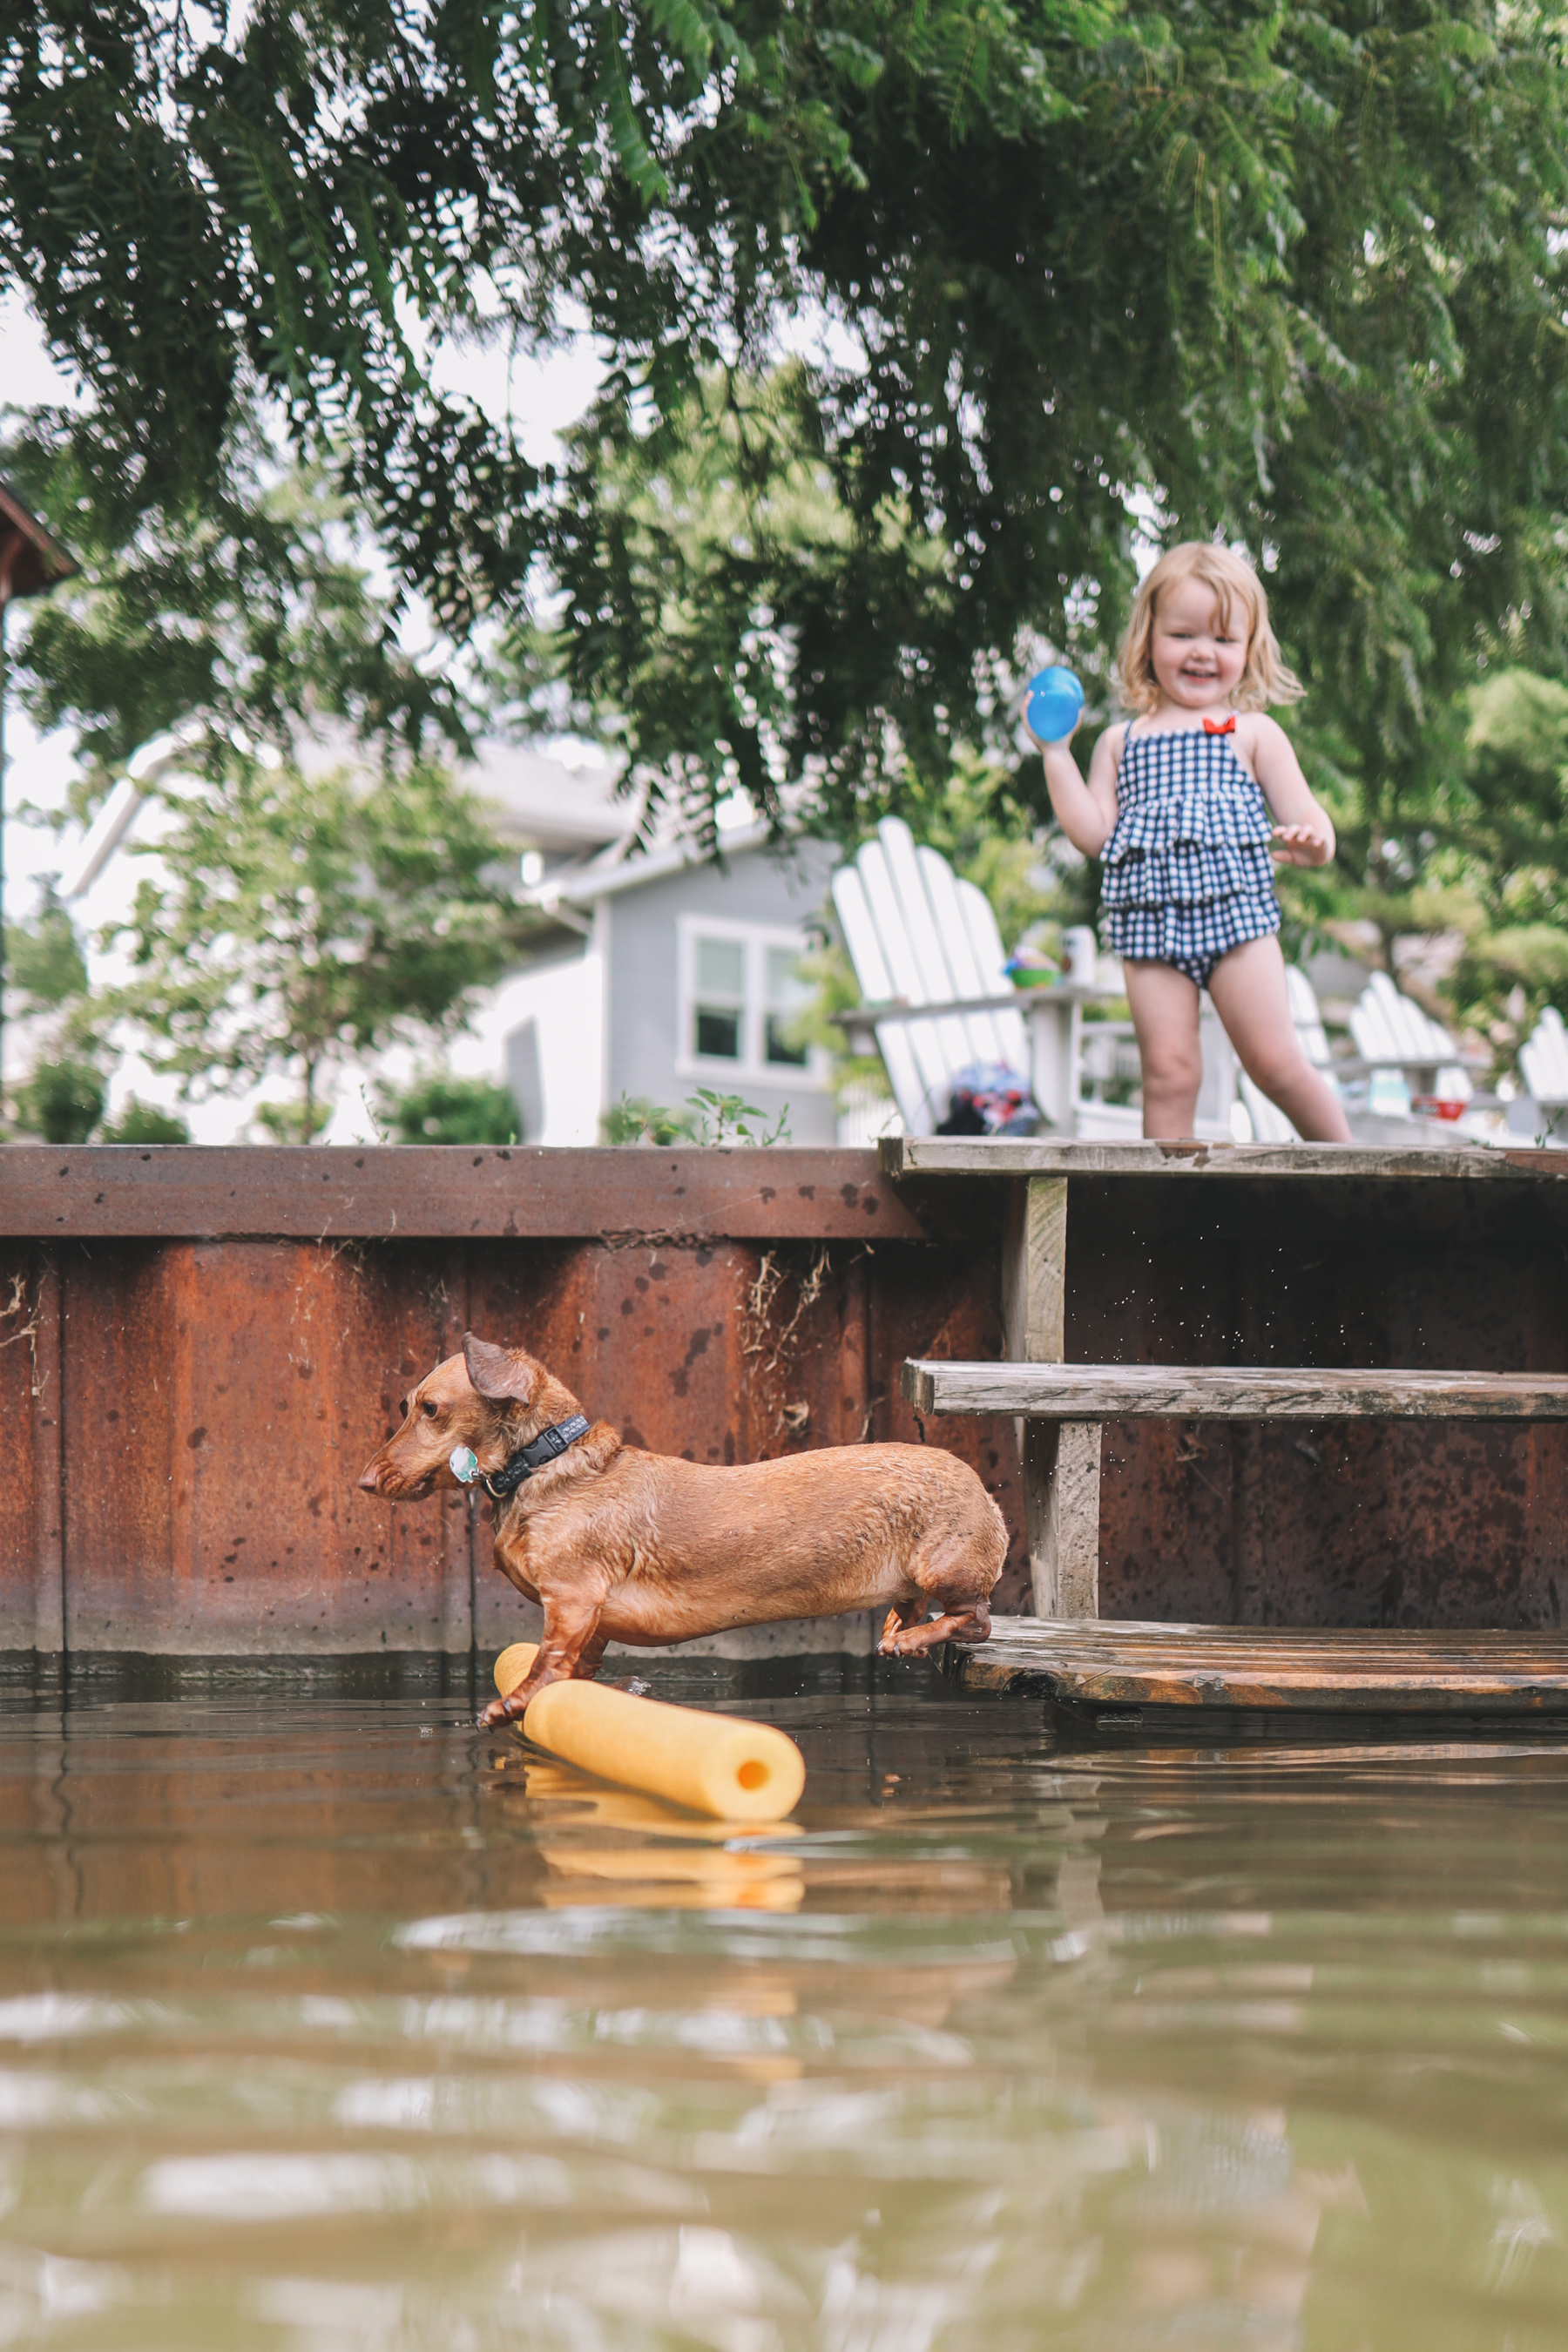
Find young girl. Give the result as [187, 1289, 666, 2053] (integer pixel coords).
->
[1034, 543, 1351, 1143]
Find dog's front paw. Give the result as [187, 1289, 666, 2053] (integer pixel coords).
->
[476, 1691, 529, 1730]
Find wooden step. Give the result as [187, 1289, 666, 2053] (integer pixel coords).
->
[879, 1135, 1568, 1181]
[944, 1616, 1568, 1712]
[903, 1359, 1568, 1419]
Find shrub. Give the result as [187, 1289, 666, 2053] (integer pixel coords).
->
[11, 1058, 106, 1144]
[99, 1099, 193, 1144]
[382, 1074, 521, 1146]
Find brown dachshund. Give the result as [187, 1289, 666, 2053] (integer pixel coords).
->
[358, 1333, 1006, 1727]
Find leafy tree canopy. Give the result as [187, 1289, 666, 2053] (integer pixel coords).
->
[1274, 666, 1568, 1060]
[105, 751, 542, 1141]
[0, 435, 474, 807]
[7, 1, 1568, 840]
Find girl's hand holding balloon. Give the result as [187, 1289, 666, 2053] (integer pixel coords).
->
[1022, 666, 1085, 747]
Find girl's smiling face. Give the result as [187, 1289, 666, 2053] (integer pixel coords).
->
[1148, 573, 1251, 709]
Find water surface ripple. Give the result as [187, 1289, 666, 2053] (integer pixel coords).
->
[3, 1659, 1567, 2349]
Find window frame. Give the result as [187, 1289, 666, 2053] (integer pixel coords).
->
[675, 914, 827, 1089]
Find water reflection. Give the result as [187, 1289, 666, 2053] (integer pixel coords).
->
[5, 1666, 1568, 2344]
[512, 1759, 808, 1910]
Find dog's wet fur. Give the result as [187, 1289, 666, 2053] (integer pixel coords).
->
[358, 1334, 1007, 1727]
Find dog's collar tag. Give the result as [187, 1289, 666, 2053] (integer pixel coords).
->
[478, 1413, 592, 1500]
[449, 1444, 481, 1485]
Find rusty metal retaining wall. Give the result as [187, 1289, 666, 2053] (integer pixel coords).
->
[3, 1145, 1566, 1652]
[0, 1147, 1017, 1655]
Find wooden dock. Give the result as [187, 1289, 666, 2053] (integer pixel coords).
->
[943, 1618, 1568, 1717]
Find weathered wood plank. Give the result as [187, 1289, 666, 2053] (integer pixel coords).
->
[1034, 1417, 1101, 1616]
[904, 1360, 1568, 1419]
[880, 1136, 1568, 1183]
[1000, 1176, 1066, 1364]
[0, 1146, 926, 1242]
[944, 1615, 1568, 1709]
[998, 1177, 1102, 1616]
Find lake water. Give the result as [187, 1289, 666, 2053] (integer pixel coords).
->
[3, 1655, 1568, 2349]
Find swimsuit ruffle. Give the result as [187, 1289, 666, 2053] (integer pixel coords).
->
[1099, 729, 1281, 983]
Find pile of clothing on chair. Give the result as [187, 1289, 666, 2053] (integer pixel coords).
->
[935, 1062, 1039, 1136]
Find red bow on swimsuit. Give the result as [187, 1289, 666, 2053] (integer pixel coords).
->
[1202, 714, 1236, 735]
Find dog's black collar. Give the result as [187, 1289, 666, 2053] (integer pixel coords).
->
[483, 1414, 591, 1499]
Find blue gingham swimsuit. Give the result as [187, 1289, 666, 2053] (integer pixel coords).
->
[1099, 720, 1280, 988]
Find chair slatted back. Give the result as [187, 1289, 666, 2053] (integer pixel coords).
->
[832, 818, 1031, 1132]
[1522, 1007, 1568, 1105]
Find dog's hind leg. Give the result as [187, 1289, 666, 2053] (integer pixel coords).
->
[878, 1516, 1004, 1659]
[478, 1592, 606, 1727]
[878, 1593, 991, 1657]
[879, 1594, 929, 1652]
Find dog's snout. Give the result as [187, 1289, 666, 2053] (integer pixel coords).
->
[357, 1464, 382, 1491]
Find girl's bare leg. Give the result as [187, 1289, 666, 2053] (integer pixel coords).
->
[1124, 959, 1204, 1138]
[1206, 935, 1352, 1143]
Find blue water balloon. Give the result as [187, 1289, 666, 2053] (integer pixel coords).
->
[1024, 666, 1085, 744]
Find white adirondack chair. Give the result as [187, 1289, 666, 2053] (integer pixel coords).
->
[832, 817, 1035, 1135]
[1348, 970, 1472, 1104]
[1520, 1007, 1568, 1107]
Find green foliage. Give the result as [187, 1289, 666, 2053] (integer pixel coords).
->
[785, 936, 888, 1106]
[253, 1098, 335, 1147]
[599, 1088, 790, 1144]
[686, 1087, 791, 1145]
[382, 1073, 522, 1146]
[600, 1094, 699, 1145]
[0, 445, 473, 813]
[9, 3, 1568, 846]
[98, 1098, 192, 1144]
[12, 1057, 105, 1143]
[1428, 672, 1568, 1051]
[105, 753, 538, 1141]
[3, 888, 108, 1133]
[1458, 674, 1568, 929]
[1262, 666, 1568, 1064]
[6, 885, 86, 1010]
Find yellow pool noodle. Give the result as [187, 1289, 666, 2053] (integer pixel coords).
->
[491, 1643, 806, 1822]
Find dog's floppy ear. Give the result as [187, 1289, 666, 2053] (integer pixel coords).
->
[462, 1333, 536, 1404]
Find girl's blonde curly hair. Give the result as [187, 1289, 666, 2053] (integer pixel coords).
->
[1117, 542, 1303, 714]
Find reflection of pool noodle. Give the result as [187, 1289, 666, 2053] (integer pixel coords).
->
[492, 1643, 806, 1822]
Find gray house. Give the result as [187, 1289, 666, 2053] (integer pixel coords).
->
[466, 767, 841, 1145]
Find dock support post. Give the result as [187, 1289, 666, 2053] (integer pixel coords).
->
[1001, 1176, 1101, 1618]
[30, 1251, 64, 1656]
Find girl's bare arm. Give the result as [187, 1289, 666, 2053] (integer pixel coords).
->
[1041, 722, 1124, 857]
[1246, 715, 1336, 868]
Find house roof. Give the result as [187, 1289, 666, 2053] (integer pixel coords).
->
[524, 816, 781, 909]
[0, 477, 78, 601]
[464, 740, 632, 856]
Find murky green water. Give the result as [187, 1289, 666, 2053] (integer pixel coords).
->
[4, 1658, 1568, 2349]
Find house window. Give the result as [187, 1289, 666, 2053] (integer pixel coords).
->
[679, 920, 821, 1085]
[693, 936, 746, 1060]
[763, 945, 808, 1066]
